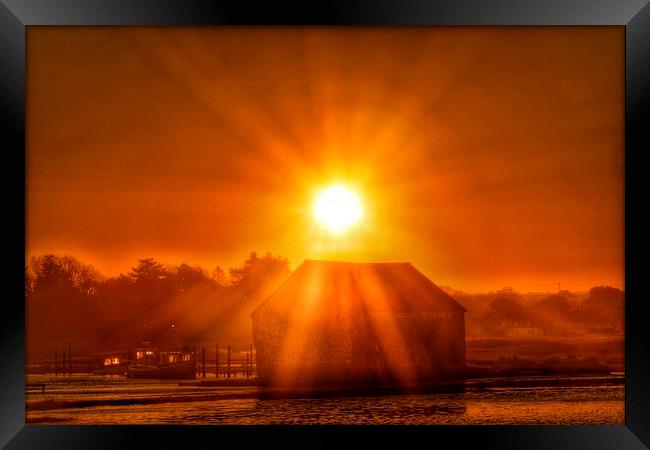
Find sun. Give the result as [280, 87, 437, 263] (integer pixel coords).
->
[312, 185, 364, 234]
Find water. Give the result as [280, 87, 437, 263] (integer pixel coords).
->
[25, 374, 623, 425]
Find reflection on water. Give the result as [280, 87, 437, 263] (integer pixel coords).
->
[26, 375, 623, 425]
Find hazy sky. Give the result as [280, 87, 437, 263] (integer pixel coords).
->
[26, 27, 624, 293]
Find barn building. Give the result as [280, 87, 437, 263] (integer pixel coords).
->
[251, 260, 466, 388]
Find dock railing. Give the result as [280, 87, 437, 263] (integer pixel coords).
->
[29, 343, 257, 379]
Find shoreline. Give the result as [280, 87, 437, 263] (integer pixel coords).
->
[26, 372, 623, 412]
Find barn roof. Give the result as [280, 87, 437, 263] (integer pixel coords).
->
[251, 260, 466, 318]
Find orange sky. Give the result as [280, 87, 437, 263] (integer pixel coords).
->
[26, 26, 624, 293]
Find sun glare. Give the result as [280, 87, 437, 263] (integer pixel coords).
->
[312, 185, 364, 234]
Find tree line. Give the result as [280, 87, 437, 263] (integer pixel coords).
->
[25, 252, 624, 358]
[448, 286, 624, 337]
[25, 252, 291, 356]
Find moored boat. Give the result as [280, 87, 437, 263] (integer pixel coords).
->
[126, 347, 196, 379]
[93, 352, 128, 376]
[127, 359, 196, 379]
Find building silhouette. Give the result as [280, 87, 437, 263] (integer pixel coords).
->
[251, 260, 466, 388]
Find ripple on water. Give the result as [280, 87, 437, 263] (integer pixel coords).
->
[25, 376, 624, 425]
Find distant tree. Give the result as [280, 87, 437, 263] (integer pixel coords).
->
[128, 258, 168, 284]
[94, 274, 137, 345]
[29, 254, 102, 298]
[488, 296, 529, 326]
[125, 258, 175, 341]
[211, 266, 228, 287]
[60, 255, 103, 296]
[213, 252, 292, 343]
[580, 286, 624, 333]
[585, 286, 624, 306]
[97, 273, 134, 308]
[537, 293, 573, 317]
[229, 251, 291, 299]
[26, 255, 103, 351]
[531, 290, 579, 335]
[30, 254, 69, 294]
[175, 263, 210, 292]
[229, 251, 259, 287]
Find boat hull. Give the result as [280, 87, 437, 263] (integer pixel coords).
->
[127, 361, 196, 379]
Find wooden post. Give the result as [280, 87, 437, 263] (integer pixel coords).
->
[54, 349, 58, 375]
[68, 342, 72, 376]
[61, 347, 66, 377]
[216, 344, 219, 378]
[227, 345, 231, 378]
[249, 344, 253, 378]
[193, 345, 197, 376]
[202, 347, 206, 378]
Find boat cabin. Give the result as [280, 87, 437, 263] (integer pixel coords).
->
[93, 351, 129, 375]
[103, 356, 124, 367]
[127, 346, 196, 379]
[130, 347, 194, 366]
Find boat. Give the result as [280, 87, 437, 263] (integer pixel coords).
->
[92, 352, 128, 376]
[126, 346, 196, 379]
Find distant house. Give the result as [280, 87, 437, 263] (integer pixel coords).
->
[251, 260, 467, 388]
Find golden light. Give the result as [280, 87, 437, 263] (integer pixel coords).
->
[312, 185, 364, 234]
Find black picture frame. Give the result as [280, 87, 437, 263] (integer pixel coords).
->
[2, 0, 648, 448]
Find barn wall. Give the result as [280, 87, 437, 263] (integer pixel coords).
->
[253, 308, 466, 386]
